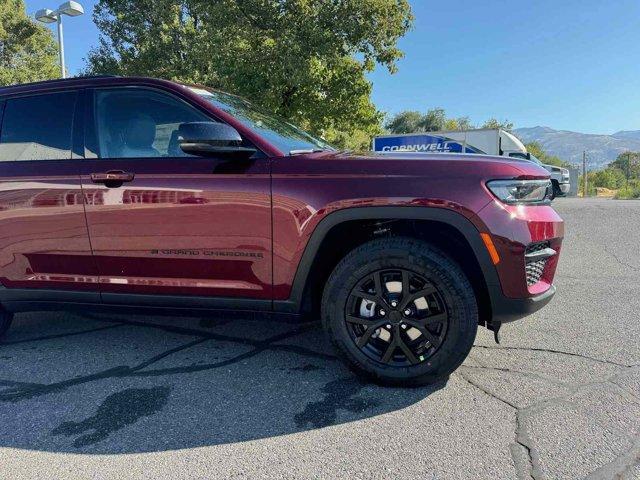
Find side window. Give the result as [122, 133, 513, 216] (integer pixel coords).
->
[0, 92, 76, 161]
[94, 89, 211, 159]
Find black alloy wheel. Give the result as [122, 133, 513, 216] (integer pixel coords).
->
[321, 237, 478, 386]
[345, 269, 448, 366]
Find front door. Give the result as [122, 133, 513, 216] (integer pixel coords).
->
[79, 87, 272, 307]
[0, 90, 99, 301]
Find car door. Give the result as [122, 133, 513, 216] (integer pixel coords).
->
[79, 87, 272, 308]
[0, 90, 99, 302]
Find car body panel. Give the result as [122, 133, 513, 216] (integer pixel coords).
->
[79, 157, 272, 299]
[0, 160, 99, 294]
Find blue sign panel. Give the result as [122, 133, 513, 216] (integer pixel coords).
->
[373, 135, 484, 154]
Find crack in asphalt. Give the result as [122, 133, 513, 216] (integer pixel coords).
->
[457, 364, 542, 480]
[472, 343, 635, 368]
[0, 322, 331, 403]
[461, 350, 640, 480]
[461, 364, 571, 389]
[0, 323, 125, 345]
[601, 245, 639, 273]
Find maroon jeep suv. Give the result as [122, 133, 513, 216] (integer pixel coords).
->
[0, 76, 563, 385]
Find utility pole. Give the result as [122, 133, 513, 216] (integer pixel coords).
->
[582, 151, 587, 197]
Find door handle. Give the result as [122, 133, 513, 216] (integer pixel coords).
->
[90, 170, 135, 185]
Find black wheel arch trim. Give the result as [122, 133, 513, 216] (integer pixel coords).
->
[273, 206, 504, 316]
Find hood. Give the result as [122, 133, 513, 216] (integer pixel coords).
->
[305, 150, 551, 180]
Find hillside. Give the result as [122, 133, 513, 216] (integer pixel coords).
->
[512, 126, 640, 169]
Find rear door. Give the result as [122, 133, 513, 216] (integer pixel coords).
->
[80, 87, 272, 307]
[0, 90, 99, 301]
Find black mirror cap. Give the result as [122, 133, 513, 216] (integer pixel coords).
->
[178, 122, 257, 158]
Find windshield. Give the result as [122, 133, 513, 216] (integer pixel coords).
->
[187, 86, 334, 155]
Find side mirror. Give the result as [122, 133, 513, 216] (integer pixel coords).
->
[178, 122, 257, 159]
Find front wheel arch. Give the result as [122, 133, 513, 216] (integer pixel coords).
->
[278, 207, 499, 321]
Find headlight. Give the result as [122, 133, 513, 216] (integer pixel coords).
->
[486, 179, 551, 205]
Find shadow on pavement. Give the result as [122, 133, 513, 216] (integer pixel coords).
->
[0, 311, 443, 454]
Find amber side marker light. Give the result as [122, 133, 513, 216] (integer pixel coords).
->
[480, 233, 500, 265]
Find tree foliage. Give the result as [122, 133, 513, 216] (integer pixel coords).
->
[384, 110, 424, 134]
[525, 141, 571, 167]
[87, 0, 414, 150]
[580, 151, 640, 197]
[0, 0, 59, 86]
[609, 151, 640, 179]
[385, 108, 510, 134]
[481, 118, 513, 130]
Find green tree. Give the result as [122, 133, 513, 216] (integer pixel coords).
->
[384, 110, 423, 134]
[609, 152, 640, 180]
[0, 0, 59, 86]
[481, 118, 514, 130]
[386, 109, 473, 133]
[87, 0, 414, 151]
[417, 107, 446, 132]
[386, 107, 521, 134]
[525, 141, 571, 167]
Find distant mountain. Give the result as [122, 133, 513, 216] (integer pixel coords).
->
[512, 126, 640, 169]
[612, 130, 640, 141]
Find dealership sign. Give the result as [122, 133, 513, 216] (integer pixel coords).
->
[373, 134, 483, 154]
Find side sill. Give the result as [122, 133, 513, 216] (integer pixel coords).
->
[0, 288, 272, 314]
[1, 300, 303, 323]
[101, 292, 271, 311]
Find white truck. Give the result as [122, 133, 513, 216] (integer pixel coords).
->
[373, 128, 570, 198]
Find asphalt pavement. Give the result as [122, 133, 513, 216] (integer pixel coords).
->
[0, 197, 638, 479]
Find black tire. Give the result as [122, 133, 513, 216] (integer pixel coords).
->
[321, 237, 478, 386]
[0, 311, 13, 339]
[551, 180, 561, 200]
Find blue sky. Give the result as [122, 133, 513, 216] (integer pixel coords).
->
[26, 0, 640, 134]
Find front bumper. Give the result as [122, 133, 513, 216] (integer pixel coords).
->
[559, 182, 570, 194]
[490, 284, 556, 323]
[476, 199, 564, 323]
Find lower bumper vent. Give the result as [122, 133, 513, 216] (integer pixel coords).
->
[525, 242, 554, 286]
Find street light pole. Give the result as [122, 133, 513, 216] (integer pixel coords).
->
[35, 2, 84, 79]
[57, 16, 65, 78]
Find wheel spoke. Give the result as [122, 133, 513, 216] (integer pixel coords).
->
[396, 333, 419, 364]
[404, 314, 446, 349]
[423, 312, 447, 325]
[420, 329, 441, 348]
[356, 326, 377, 347]
[381, 339, 397, 363]
[400, 285, 437, 310]
[401, 270, 410, 297]
[373, 272, 385, 299]
[353, 319, 387, 347]
[356, 291, 383, 305]
[346, 315, 376, 327]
